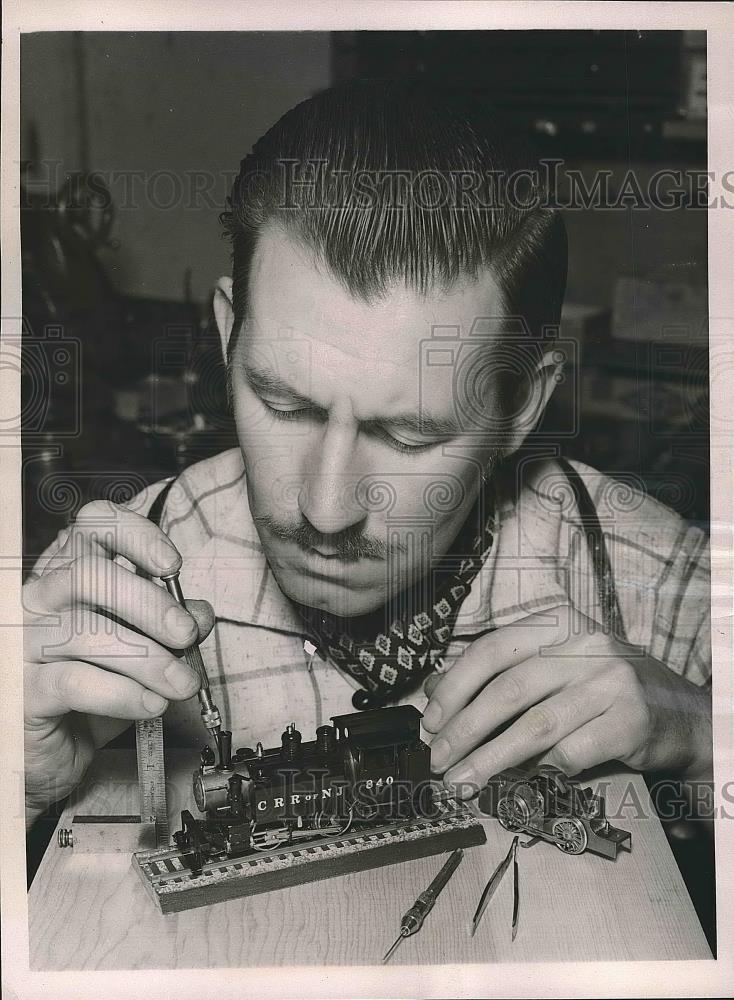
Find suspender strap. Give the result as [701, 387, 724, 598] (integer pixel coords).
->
[135, 477, 177, 586]
[557, 457, 628, 642]
[146, 477, 176, 529]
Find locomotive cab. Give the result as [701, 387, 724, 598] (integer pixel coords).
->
[333, 706, 432, 818]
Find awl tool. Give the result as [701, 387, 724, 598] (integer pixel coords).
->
[382, 848, 464, 963]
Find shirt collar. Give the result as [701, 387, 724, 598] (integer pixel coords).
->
[176, 450, 561, 639]
[175, 456, 307, 634]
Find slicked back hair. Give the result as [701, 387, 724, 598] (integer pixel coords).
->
[220, 80, 568, 387]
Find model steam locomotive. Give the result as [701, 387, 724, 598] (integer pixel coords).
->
[173, 706, 433, 873]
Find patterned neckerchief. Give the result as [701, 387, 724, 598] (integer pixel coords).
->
[295, 481, 497, 708]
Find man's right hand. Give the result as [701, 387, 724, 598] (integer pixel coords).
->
[23, 500, 215, 827]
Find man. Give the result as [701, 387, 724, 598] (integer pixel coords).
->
[23, 80, 711, 827]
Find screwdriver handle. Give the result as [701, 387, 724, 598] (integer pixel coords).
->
[429, 847, 463, 893]
[400, 891, 436, 935]
[160, 570, 188, 609]
[413, 889, 437, 918]
[400, 849, 464, 936]
[181, 642, 211, 691]
[160, 571, 222, 734]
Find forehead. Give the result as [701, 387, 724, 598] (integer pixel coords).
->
[245, 226, 506, 410]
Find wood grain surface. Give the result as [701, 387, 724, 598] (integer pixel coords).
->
[28, 749, 712, 969]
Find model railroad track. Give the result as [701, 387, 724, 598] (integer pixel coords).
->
[133, 798, 486, 913]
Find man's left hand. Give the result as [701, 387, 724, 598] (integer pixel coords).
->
[422, 604, 712, 796]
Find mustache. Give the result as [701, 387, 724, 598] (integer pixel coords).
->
[255, 514, 408, 562]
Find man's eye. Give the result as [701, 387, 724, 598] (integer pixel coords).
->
[260, 399, 434, 453]
[262, 400, 312, 421]
[369, 426, 434, 455]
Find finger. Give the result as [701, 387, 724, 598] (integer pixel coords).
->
[423, 605, 581, 733]
[429, 653, 578, 772]
[29, 555, 199, 649]
[52, 500, 181, 578]
[423, 673, 441, 699]
[185, 599, 216, 645]
[537, 713, 625, 776]
[27, 658, 169, 722]
[442, 678, 615, 795]
[28, 609, 201, 701]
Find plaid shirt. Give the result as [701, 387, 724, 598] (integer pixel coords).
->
[35, 447, 712, 751]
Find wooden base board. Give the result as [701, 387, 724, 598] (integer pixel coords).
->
[132, 800, 486, 914]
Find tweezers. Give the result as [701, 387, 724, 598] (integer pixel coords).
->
[471, 835, 519, 937]
[511, 836, 519, 940]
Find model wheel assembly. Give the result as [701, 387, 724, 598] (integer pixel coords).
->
[551, 817, 588, 855]
[497, 794, 530, 832]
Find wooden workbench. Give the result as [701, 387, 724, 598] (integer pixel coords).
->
[27, 749, 712, 969]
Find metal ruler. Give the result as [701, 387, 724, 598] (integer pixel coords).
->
[135, 718, 169, 848]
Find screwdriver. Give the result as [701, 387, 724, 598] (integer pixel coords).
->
[382, 848, 464, 963]
[160, 570, 223, 759]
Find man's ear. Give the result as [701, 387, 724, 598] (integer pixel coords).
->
[502, 347, 565, 456]
[212, 276, 235, 363]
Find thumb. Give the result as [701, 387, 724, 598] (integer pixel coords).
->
[184, 599, 216, 644]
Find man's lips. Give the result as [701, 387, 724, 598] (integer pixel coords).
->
[272, 538, 384, 588]
[308, 546, 343, 561]
[299, 546, 364, 575]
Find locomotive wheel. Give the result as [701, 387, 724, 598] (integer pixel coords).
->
[497, 794, 530, 832]
[551, 817, 588, 855]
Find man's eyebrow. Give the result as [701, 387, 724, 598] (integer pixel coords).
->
[243, 364, 316, 407]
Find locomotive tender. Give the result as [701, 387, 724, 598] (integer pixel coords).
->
[173, 705, 434, 873]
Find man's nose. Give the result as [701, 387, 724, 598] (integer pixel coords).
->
[298, 420, 366, 536]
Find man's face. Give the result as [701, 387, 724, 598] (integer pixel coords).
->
[226, 226, 520, 618]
